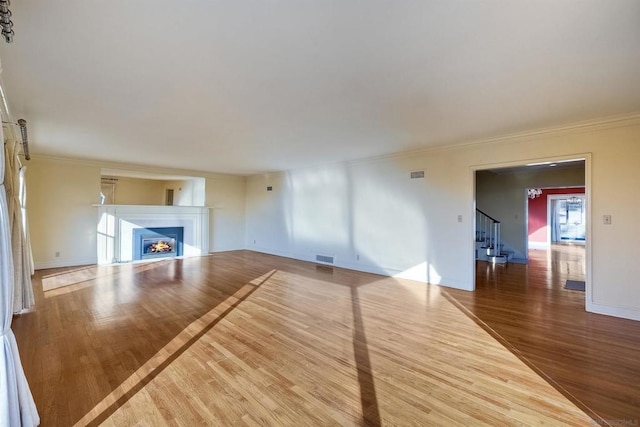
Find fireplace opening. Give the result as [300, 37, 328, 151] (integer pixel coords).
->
[133, 227, 184, 260]
[144, 237, 175, 255]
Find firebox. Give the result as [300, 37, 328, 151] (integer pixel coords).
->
[132, 227, 184, 260]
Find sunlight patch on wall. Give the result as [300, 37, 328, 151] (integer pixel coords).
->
[393, 262, 442, 285]
[97, 212, 116, 264]
[352, 166, 428, 273]
[289, 167, 350, 249]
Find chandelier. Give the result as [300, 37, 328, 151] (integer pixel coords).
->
[567, 196, 582, 206]
[527, 188, 543, 199]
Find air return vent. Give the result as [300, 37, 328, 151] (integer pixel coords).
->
[410, 171, 425, 179]
[316, 254, 334, 264]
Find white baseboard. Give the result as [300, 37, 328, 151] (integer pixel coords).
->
[587, 301, 640, 321]
[245, 248, 473, 291]
[35, 257, 97, 270]
[528, 241, 550, 250]
[209, 246, 246, 253]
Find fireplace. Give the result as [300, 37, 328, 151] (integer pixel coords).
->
[96, 205, 209, 264]
[132, 227, 184, 260]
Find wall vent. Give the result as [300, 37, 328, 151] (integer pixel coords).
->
[410, 171, 425, 179]
[267, 186, 273, 191]
[316, 254, 334, 264]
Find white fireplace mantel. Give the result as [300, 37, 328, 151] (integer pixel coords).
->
[96, 205, 209, 264]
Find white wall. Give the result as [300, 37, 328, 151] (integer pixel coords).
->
[245, 152, 470, 288]
[476, 166, 585, 258]
[27, 156, 246, 268]
[245, 118, 640, 321]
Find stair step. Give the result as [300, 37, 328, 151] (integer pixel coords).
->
[488, 254, 508, 264]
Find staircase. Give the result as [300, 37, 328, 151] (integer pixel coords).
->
[475, 209, 512, 264]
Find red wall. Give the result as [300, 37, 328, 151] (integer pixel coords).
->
[528, 187, 585, 243]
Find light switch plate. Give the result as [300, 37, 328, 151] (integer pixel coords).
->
[603, 215, 612, 225]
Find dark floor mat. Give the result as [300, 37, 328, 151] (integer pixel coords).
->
[565, 280, 586, 291]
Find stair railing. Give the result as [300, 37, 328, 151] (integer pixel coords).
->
[476, 209, 501, 257]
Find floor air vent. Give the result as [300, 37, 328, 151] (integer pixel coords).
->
[410, 171, 425, 179]
[316, 254, 334, 264]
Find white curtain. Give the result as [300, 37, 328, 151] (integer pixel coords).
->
[1, 134, 40, 425]
[19, 166, 35, 278]
[4, 138, 35, 313]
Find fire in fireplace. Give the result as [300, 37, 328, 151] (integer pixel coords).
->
[144, 238, 175, 254]
[133, 227, 184, 260]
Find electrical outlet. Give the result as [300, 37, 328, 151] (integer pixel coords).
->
[253, 240, 256, 244]
[356, 254, 360, 261]
[457, 215, 463, 223]
[603, 215, 612, 225]
[55, 251, 60, 257]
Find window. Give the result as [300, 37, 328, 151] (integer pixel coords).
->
[100, 177, 117, 204]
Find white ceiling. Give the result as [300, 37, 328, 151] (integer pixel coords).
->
[1, 1, 639, 175]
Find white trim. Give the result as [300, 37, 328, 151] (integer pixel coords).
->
[248, 248, 472, 291]
[584, 156, 594, 315]
[470, 153, 589, 171]
[587, 301, 640, 322]
[523, 189, 529, 257]
[96, 205, 209, 264]
[35, 257, 97, 270]
[469, 166, 477, 290]
[528, 241, 550, 250]
[471, 152, 593, 315]
[547, 193, 586, 245]
[445, 112, 640, 152]
[248, 113, 640, 177]
[29, 154, 246, 181]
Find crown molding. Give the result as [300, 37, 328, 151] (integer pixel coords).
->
[360, 111, 640, 166]
[439, 111, 640, 150]
[24, 111, 640, 178]
[246, 111, 640, 178]
[28, 153, 246, 182]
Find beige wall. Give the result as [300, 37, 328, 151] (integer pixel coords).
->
[162, 179, 206, 206]
[245, 118, 640, 321]
[111, 177, 165, 205]
[27, 158, 100, 267]
[27, 157, 246, 269]
[207, 177, 246, 251]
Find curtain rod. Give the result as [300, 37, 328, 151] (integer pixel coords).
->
[2, 118, 30, 160]
[0, 0, 14, 43]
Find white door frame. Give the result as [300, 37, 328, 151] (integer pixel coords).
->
[470, 153, 592, 310]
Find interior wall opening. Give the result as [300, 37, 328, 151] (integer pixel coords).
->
[473, 157, 588, 300]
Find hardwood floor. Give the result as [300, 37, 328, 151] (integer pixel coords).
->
[447, 244, 640, 425]
[10, 249, 638, 426]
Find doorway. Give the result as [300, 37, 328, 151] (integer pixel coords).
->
[548, 194, 586, 243]
[473, 156, 590, 306]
